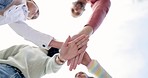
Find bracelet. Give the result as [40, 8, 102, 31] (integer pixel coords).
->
[58, 55, 65, 63]
[56, 55, 65, 65]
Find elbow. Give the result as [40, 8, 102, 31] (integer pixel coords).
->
[108, 0, 111, 10]
[104, 0, 111, 14]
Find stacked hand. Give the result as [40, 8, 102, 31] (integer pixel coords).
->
[59, 34, 89, 62]
[67, 34, 89, 71]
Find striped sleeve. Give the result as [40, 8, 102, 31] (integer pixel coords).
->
[87, 60, 112, 78]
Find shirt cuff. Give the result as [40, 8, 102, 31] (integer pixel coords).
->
[87, 59, 98, 71]
[46, 53, 63, 73]
[39, 36, 54, 50]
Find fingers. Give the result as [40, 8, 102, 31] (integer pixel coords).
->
[77, 51, 85, 65]
[76, 35, 89, 46]
[72, 52, 85, 70]
[67, 56, 79, 71]
[72, 34, 88, 44]
[77, 39, 89, 49]
[67, 59, 72, 66]
[77, 45, 87, 54]
[69, 58, 75, 71]
[66, 35, 89, 71]
[64, 36, 71, 47]
[67, 52, 85, 71]
[72, 55, 79, 70]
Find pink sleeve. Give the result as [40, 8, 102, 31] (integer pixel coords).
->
[85, 0, 111, 33]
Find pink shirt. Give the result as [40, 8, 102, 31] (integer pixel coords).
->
[86, 0, 111, 33]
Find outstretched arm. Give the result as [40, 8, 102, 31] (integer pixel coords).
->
[67, 0, 111, 71]
[86, 0, 111, 33]
[74, 0, 111, 35]
[81, 52, 112, 78]
[9, 21, 63, 50]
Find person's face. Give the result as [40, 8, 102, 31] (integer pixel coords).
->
[71, 1, 85, 17]
[75, 72, 88, 78]
[27, 0, 39, 20]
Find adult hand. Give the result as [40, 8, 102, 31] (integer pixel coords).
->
[67, 51, 92, 71]
[67, 52, 86, 71]
[67, 26, 93, 71]
[81, 52, 92, 66]
[59, 35, 88, 61]
[67, 34, 89, 71]
[67, 52, 91, 70]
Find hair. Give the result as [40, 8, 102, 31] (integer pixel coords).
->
[73, 1, 86, 8]
[31, 9, 39, 19]
[71, 8, 81, 16]
[71, 1, 86, 17]
[75, 71, 95, 78]
[27, 0, 40, 19]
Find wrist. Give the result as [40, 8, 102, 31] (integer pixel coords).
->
[49, 40, 63, 49]
[58, 55, 66, 63]
[56, 55, 66, 65]
[79, 26, 93, 36]
[84, 58, 92, 66]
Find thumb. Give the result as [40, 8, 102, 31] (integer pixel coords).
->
[63, 36, 71, 47]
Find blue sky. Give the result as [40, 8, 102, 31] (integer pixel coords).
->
[0, 0, 148, 78]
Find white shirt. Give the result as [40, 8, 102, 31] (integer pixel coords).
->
[9, 21, 54, 50]
[0, 3, 53, 49]
[0, 4, 28, 25]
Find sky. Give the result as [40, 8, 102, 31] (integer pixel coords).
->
[0, 0, 148, 78]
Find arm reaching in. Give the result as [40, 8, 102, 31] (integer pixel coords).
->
[56, 35, 89, 65]
[68, 0, 111, 70]
[75, 52, 112, 78]
[9, 21, 63, 50]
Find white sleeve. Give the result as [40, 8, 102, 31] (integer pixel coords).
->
[45, 53, 62, 74]
[8, 21, 53, 50]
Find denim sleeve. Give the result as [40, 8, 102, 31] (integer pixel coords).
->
[0, 0, 13, 10]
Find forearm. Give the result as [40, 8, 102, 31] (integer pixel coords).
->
[9, 21, 54, 50]
[49, 39, 63, 49]
[86, 0, 111, 33]
[87, 60, 112, 78]
[77, 26, 93, 36]
[46, 54, 63, 74]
